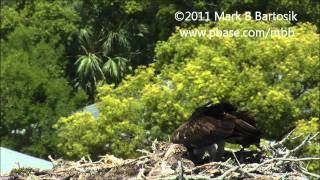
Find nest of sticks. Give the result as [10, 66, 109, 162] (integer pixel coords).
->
[4, 131, 320, 180]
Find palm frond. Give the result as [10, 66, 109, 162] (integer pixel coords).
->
[79, 29, 92, 46]
[75, 53, 104, 85]
[103, 30, 130, 56]
[103, 56, 129, 83]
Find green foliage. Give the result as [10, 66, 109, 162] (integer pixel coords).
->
[54, 99, 145, 159]
[53, 113, 105, 159]
[98, 96, 145, 158]
[54, 20, 319, 160]
[10, 167, 34, 176]
[0, 6, 22, 37]
[122, 0, 148, 14]
[0, 1, 80, 43]
[0, 22, 86, 157]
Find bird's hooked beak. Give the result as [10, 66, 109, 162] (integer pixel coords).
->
[204, 100, 213, 107]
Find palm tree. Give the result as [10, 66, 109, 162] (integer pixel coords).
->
[75, 22, 147, 101]
[75, 28, 131, 102]
[75, 52, 104, 102]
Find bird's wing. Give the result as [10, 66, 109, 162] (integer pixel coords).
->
[224, 113, 260, 135]
[172, 116, 234, 148]
[231, 111, 257, 127]
[201, 102, 237, 118]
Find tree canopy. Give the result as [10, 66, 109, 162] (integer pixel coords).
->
[54, 20, 319, 162]
[0, 1, 86, 157]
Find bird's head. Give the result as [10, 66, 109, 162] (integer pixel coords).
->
[218, 100, 237, 112]
[190, 101, 213, 119]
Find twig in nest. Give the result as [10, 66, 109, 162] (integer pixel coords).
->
[215, 166, 239, 180]
[286, 134, 311, 157]
[151, 139, 158, 152]
[231, 151, 241, 168]
[273, 129, 295, 148]
[177, 160, 184, 180]
[284, 132, 319, 158]
[248, 157, 320, 173]
[165, 175, 212, 180]
[215, 158, 232, 170]
[188, 161, 234, 174]
[137, 149, 152, 155]
[86, 155, 93, 163]
[48, 155, 55, 163]
[310, 132, 320, 140]
[276, 157, 320, 161]
[136, 165, 147, 180]
[299, 166, 320, 178]
[231, 152, 254, 178]
[291, 134, 303, 140]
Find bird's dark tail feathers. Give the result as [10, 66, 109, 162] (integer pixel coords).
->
[234, 119, 261, 136]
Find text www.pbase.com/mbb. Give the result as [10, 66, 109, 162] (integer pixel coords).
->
[178, 28, 295, 38]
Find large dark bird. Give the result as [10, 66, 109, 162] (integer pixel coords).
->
[172, 101, 261, 162]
